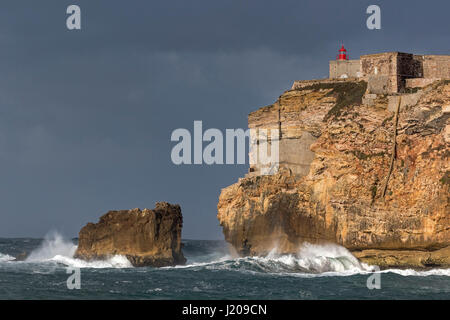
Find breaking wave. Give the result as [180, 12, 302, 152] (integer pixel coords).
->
[175, 241, 450, 277]
[380, 268, 450, 277]
[3, 236, 449, 276]
[194, 243, 373, 276]
[24, 231, 132, 269]
[50, 254, 133, 268]
[26, 232, 77, 262]
[174, 242, 373, 276]
[0, 252, 15, 262]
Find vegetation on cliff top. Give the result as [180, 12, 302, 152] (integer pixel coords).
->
[323, 81, 368, 121]
[440, 171, 450, 185]
[293, 81, 368, 121]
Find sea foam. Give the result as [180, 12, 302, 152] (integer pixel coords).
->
[166, 242, 373, 276]
[25, 231, 132, 269]
[50, 254, 132, 269]
[26, 231, 77, 262]
[168, 242, 449, 277]
[0, 253, 15, 262]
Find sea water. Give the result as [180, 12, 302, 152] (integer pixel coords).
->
[0, 233, 449, 299]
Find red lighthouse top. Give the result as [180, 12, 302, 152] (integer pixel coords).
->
[337, 45, 349, 60]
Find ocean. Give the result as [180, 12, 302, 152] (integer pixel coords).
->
[0, 234, 449, 300]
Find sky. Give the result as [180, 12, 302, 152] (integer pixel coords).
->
[0, 0, 448, 239]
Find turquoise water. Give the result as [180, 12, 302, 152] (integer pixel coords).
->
[0, 237, 449, 299]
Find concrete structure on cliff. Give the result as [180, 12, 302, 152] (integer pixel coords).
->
[329, 46, 450, 93]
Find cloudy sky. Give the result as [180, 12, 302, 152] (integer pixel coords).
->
[0, 0, 448, 239]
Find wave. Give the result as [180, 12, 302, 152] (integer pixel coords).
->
[50, 254, 132, 268]
[25, 231, 77, 262]
[23, 231, 132, 269]
[175, 242, 450, 277]
[169, 242, 373, 276]
[380, 268, 450, 277]
[0, 252, 15, 262]
[4, 236, 449, 276]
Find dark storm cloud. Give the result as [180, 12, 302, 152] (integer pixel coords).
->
[0, 0, 448, 238]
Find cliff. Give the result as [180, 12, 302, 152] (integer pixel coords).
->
[75, 202, 186, 267]
[217, 80, 450, 269]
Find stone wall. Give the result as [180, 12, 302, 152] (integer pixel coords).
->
[417, 55, 450, 79]
[405, 78, 437, 89]
[329, 52, 450, 94]
[291, 78, 353, 90]
[361, 53, 397, 76]
[359, 52, 444, 93]
[367, 75, 389, 94]
[361, 52, 399, 93]
[396, 52, 422, 91]
[329, 60, 361, 79]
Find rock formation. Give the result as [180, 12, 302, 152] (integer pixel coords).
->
[217, 80, 450, 269]
[75, 202, 186, 267]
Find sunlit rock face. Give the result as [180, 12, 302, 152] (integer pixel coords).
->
[218, 80, 450, 269]
[75, 202, 186, 267]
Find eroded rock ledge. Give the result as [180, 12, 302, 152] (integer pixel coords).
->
[218, 80, 450, 269]
[75, 202, 186, 267]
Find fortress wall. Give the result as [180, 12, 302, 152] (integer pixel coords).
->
[361, 53, 396, 76]
[367, 75, 389, 94]
[291, 78, 357, 90]
[326, 52, 449, 94]
[396, 53, 423, 92]
[420, 55, 450, 79]
[329, 60, 361, 79]
[361, 52, 433, 93]
[361, 52, 399, 93]
[411, 55, 425, 77]
[397, 53, 419, 77]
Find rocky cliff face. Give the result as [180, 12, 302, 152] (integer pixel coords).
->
[217, 80, 450, 269]
[75, 202, 186, 267]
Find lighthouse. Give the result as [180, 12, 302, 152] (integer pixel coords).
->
[337, 45, 349, 61]
[329, 45, 360, 79]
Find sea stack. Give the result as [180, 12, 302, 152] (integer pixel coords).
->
[75, 202, 186, 267]
[217, 50, 450, 269]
